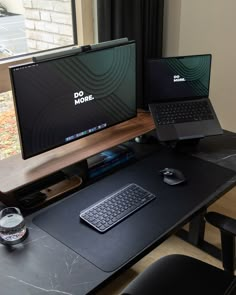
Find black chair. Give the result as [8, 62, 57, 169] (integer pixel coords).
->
[120, 212, 236, 295]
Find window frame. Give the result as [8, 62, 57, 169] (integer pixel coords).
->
[0, 0, 94, 93]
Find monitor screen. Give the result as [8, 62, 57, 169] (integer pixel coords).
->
[145, 54, 211, 103]
[9, 41, 136, 159]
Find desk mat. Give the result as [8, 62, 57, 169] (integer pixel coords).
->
[33, 149, 236, 272]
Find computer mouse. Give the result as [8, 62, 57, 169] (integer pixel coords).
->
[160, 168, 186, 186]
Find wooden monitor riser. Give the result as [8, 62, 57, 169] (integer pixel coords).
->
[0, 112, 155, 208]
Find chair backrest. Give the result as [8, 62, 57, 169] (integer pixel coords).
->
[224, 278, 236, 295]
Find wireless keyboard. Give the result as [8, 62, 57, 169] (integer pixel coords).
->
[80, 183, 156, 233]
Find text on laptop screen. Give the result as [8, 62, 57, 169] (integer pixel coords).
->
[146, 54, 211, 103]
[10, 42, 136, 159]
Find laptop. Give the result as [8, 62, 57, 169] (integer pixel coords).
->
[146, 54, 223, 142]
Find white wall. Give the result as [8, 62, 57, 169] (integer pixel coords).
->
[163, 0, 236, 132]
[162, 0, 181, 57]
[0, 0, 24, 14]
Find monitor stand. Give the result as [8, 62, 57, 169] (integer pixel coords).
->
[0, 112, 156, 212]
[14, 160, 88, 212]
[163, 138, 201, 153]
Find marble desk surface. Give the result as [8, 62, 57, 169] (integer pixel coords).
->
[0, 130, 235, 295]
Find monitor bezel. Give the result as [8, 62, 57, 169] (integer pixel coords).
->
[9, 40, 137, 159]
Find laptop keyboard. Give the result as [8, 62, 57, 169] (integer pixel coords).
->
[80, 183, 156, 233]
[154, 100, 214, 125]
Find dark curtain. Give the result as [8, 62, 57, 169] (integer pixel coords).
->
[97, 0, 164, 108]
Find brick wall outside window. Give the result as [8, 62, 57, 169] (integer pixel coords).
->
[23, 0, 74, 52]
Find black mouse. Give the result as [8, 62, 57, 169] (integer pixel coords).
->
[160, 168, 186, 186]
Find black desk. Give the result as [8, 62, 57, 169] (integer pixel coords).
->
[0, 131, 235, 295]
[177, 130, 236, 255]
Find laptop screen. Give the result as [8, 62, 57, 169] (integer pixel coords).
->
[145, 54, 211, 103]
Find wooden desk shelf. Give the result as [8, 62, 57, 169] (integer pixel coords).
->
[0, 112, 155, 209]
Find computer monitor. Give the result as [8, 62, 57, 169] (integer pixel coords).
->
[9, 41, 136, 160]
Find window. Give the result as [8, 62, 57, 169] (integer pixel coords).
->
[0, 0, 95, 159]
[0, 0, 95, 92]
[0, 0, 77, 60]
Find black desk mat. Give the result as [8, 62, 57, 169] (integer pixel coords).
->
[33, 149, 236, 272]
